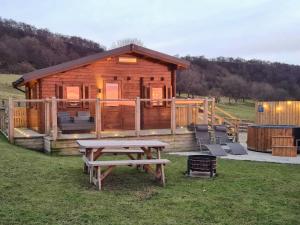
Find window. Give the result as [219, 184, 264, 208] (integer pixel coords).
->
[152, 87, 163, 106]
[66, 86, 80, 107]
[105, 83, 119, 106]
[66, 86, 80, 99]
[118, 57, 137, 63]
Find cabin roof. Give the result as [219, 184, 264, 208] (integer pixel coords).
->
[13, 44, 190, 87]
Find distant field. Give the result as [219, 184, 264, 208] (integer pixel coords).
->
[216, 98, 255, 122]
[0, 74, 24, 99]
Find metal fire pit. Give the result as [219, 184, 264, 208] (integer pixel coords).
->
[186, 155, 217, 178]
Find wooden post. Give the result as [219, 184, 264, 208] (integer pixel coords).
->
[211, 98, 215, 126]
[45, 98, 50, 135]
[96, 98, 102, 139]
[8, 97, 14, 143]
[135, 97, 141, 136]
[187, 104, 192, 126]
[203, 97, 208, 124]
[171, 97, 176, 134]
[235, 119, 240, 142]
[51, 97, 57, 141]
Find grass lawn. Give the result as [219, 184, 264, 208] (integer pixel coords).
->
[0, 135, 299, 225]
[0, 74, 24, 99]
[216, 98, 255, 121]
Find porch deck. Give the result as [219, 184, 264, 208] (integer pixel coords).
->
[14, 127, 193, 139]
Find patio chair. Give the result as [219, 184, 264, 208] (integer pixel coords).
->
[213, 125, 247, 155]
[194, 124, 227, 156]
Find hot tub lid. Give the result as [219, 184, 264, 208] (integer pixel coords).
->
[248, 124, 300, 128]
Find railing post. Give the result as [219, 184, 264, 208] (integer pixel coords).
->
[203, 97, 208, 124]
[211, 98, 215, 126]
[51, 97, 57, 141]
[8, 97, 14, 143]
[45, 98, 50, 135]
[96, 98, 102, 139]
[171, 97, 176, 134]
[135, 97, 141, 136]
[187, 103, 192, 126]
[235, 119, 240, 142]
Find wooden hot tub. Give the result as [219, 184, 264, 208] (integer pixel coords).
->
[247, 124, 300, 153]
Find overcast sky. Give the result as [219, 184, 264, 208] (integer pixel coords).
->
[1, 0, 300, 65]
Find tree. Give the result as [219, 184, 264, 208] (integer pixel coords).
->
[111, 38, 144, 48]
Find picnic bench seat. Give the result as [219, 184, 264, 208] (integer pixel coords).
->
[83, 156, 170, 190]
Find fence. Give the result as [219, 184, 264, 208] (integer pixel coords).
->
[3, 97, 215, 143]
[255, 101, 300, 125]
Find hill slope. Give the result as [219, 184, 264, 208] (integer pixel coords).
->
[0, 17, 105, 74]
[177, 56, 300, 101]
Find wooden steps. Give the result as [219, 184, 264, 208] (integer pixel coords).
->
[271, 136, 297, 157]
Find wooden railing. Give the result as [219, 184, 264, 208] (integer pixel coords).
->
[5, 97, 215, 143]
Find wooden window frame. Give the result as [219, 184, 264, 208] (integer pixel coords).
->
[65, 85, 81, 108]
[103, 80, 121, 107]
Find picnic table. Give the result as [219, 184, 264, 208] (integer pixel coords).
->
[77, 140, 170, 190]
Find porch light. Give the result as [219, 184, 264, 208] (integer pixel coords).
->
[287, 101, 292, 105]
[98, 88, 102, 93]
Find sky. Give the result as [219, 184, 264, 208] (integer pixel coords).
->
[1, 0, 300, 65]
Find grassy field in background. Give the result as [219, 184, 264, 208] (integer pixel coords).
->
[0, 135, 299, 225]
[216, 98, 255, 121]
[0, 74, 24, 99]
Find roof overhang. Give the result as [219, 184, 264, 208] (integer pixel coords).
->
[13, 44, 190, 87]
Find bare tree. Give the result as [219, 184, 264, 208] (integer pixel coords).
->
[111, 38, 144, 49]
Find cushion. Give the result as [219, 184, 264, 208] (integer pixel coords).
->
[214, 125, 227, 132]
[195, 125, 209, 132]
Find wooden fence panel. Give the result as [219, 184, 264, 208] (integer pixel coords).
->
[14, 107, 27, 128]
[256, 101, 300, 125]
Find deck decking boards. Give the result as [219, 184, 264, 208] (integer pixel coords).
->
[12, 127, 198, 154]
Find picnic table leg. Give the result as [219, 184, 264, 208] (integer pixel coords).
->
[136, 152, 142, 170]
[155, 164, 166, 186]
[97, 166, 102, 191]
[160, 164, 166, 186]
[89, 166, 93, 183]
[83, 148, 92, 174]
[142, 147, 152, 173]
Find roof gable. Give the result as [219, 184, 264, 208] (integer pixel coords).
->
[13, 44, 190, 87]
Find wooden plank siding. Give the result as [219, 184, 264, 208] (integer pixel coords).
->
[34, 53, 174, 132]
[256, 101, 300, 125]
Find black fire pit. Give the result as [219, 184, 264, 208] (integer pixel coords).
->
[186, 155, 217, 177]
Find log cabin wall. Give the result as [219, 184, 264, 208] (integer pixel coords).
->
[37, 53, 174, 131]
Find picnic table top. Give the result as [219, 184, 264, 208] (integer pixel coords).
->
[77, 139, 169, 149]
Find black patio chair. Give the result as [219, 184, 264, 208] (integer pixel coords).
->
[194, 124, 227, 156]
[213, 125, 247, 155]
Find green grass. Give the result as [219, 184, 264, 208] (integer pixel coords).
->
[216, 98, 255, 121]
[0, 74, 24, 99]
[0, 135, 299, 225]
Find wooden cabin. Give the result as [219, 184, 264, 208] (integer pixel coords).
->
[13, 44, 189, 133]
[3, 44, 215, 154]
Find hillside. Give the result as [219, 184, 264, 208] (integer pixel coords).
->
[1, 17, 300, 102]
[0, 17, 105, 74]
[177, 56, 300, 101]
[0, 74, 23, 99]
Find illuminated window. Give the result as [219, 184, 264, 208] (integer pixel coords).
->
[66, 86, 80, 99]
[66, 86, 80, 107]
[118, 57, 137, 63]
[152, 87, 163, 106]
[105, 83, 119, 106]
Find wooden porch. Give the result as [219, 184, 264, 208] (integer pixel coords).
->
[1, 97, 216, 154]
